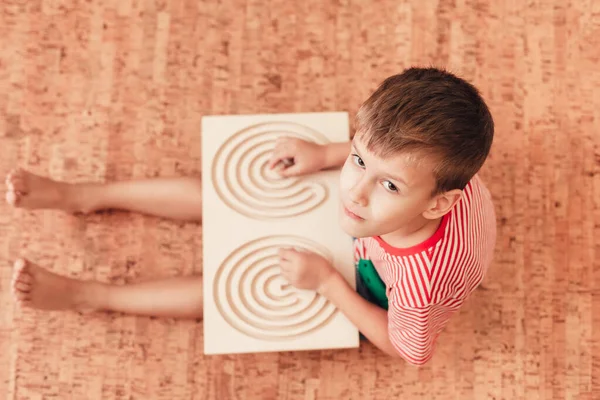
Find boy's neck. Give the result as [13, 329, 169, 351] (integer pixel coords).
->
[378, 216, 443, 250]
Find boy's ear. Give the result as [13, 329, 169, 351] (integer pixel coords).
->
[422, 189, 463, 219]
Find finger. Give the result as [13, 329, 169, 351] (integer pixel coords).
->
[279, 266, 294, 278]
[278, 253, 291, 264]
[278, 163, 304, 177]
[279, 263, 291, 273]
[278, 248, 290, 260]
[275, 136, 296, 150]
[272, 137, 293, 154]
[268, 137, 298, 168]
[274, 138, 290, 151]
[279, 273, 291, 285]
[273, 159, 296, 174]
[267, 152, 282, 169]
[268, 150, 293, 169]
[278, 247, 297, 261]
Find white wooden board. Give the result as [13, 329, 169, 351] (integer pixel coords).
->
[201, 112, 359, 355]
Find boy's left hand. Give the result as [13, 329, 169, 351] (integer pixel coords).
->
[278, 248, 336, 292]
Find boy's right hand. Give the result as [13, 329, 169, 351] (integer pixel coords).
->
[267, 137, 326, 177]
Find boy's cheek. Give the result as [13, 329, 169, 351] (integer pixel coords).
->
[338, 164, 358, 196]
[338, 164, 350, 188]
[368, 198, 402, 227]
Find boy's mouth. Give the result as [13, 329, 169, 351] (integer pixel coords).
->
[343, 205, 365, 221]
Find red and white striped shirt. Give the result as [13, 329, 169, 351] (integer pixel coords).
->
[353, 174, 497, 365]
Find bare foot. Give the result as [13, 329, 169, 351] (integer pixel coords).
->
[11, 258, 105, 312]
[5, 168, 80, 212]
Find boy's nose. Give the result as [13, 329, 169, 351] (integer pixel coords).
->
[348, 183, 368, 207]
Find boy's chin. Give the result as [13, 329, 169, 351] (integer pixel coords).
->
[339, 218, 374, 239]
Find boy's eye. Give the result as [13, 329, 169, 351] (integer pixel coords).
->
[383, 181, 398, 192]
[352, 154, 365, 167]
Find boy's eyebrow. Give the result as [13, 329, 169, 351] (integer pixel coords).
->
[351, 139, 409, 187]
[387, 173, 409, 187]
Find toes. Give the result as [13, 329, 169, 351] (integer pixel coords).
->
[11, 260, 33, 304]
[13, 281, 31, 293]
[5, 190, 21, 206]
[14, 258, 27, 272]
[12, 262, 32, 293]
[6, 168, 26, 193]
[5, 168, 17, 186]
[12, 258, 30, 281]
[14, 292, 31, 305]
[12, 280, 31, 300]
[15, 270, 32, 284]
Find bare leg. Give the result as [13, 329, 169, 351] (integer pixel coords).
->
[5, 168, 202, 221]
[11, 259, 203, 319]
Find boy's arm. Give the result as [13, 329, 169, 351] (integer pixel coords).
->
[318, 271, 400, 358]
[321, 141, 351, 170]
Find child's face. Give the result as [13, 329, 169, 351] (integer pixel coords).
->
[338, 135, 439, 239]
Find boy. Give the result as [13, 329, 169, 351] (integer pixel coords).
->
[7, 67, 496, 365]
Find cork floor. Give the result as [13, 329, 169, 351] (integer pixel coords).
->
[0, 1, 598, 399]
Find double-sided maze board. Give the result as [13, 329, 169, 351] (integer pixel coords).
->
[201, 112, 359, 355]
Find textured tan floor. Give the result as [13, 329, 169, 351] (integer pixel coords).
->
[0, 0, 598, 399]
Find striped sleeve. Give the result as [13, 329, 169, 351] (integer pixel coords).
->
[387, 287, 460, 365]
[386, 288, 438, 366]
